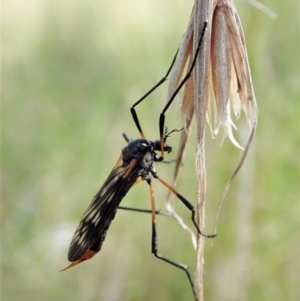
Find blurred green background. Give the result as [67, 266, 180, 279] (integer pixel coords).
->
[2, 0, 299, 301]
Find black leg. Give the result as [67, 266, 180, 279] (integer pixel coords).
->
[118, 206, 170, 216]
[158, 22, 207, 159]
[156, 176, 216, 238]
[130, 49, 179, 138]
[129, 22, 207, 159]
[147, 184, 198, 301]
[152, 223, 198, 301]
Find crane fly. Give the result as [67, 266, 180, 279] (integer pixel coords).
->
[61, 22, 215, 301]
[61, 129, 174, 270]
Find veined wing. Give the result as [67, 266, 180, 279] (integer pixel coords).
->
[61, 158, 138, 271]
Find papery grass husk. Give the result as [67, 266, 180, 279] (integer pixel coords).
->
[165, 1, 258, 300]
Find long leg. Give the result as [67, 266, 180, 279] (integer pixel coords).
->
[158, 22, 207, 159]
[148, 184, 198, 301]
[130, 50, 179, 138]
[118, 206, 170, 216]
[156, 175, 216, 238]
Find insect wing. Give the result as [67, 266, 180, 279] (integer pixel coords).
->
[62, 158, 136, 271]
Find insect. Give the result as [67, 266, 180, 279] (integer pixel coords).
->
[62, 22, 214, 301]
